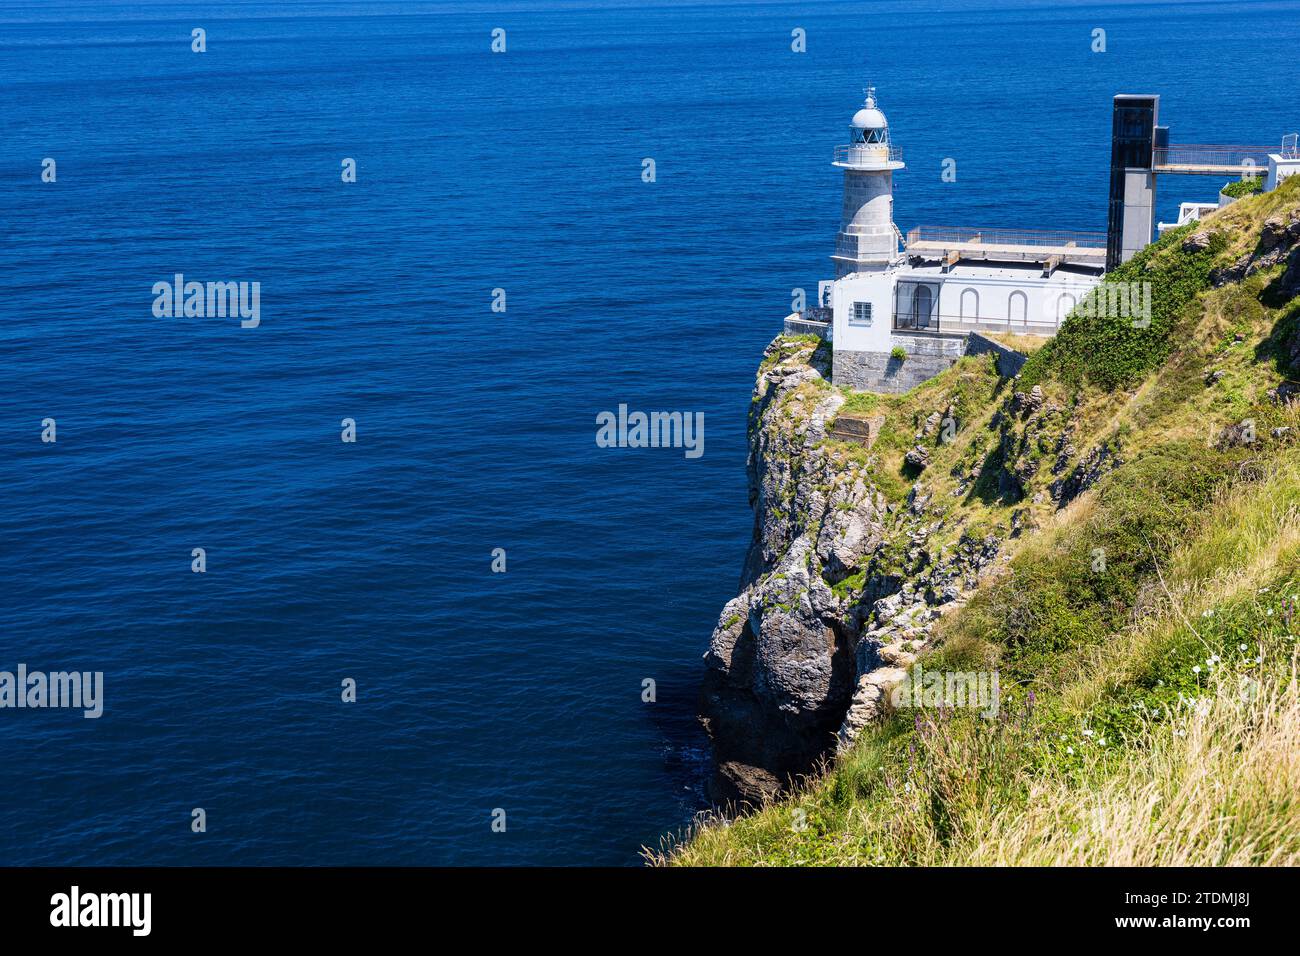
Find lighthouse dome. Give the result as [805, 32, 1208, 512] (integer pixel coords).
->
[850, 87, 888, 129]
[850, 105, 887, 130]
[833, 85, 903, 170]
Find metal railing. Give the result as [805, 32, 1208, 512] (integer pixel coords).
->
[892, 312, 1063, 336]
[904, 226, 1107, 249]
[1152, 144, 1274, 170]
[833, 143, 904, 166]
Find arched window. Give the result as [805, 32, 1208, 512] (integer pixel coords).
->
[960, 288, 979, 322]
[912, 286, 933, 329]
[1056, 293, 1076, 327]
[1008, 291, 1028, 328]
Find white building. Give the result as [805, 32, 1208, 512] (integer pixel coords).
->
[1159, 135, 1300, 235]
[1157, 200, 1223, 237]
[819, 89, 1107, 392]
[1266, 134, 1300, 191]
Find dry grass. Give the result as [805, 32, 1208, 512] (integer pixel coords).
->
[1059, 445, 1300, 715]
[983, 331, 1050, 355]
[664, 651, 1300, 867]
[963, 665, 1300, 866]
[663, 442, 1300, 868]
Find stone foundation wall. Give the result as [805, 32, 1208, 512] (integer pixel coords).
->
[832, 333, 966, 393]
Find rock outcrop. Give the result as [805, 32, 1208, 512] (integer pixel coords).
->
[700, 339, 876, 805]
[1211, 210, 1300, 295]
[700, 338, 999, 806]
[698, 328, 1143, 807]
[834, 531, 1000, 747]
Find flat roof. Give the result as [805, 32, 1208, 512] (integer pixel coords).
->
[899, 261, 1104, 280]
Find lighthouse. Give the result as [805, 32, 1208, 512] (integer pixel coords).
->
[831, 87, 905, 278]
[814, 85, 1105, 394]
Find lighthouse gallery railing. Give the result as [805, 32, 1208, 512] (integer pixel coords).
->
[833, 144, 904, 165]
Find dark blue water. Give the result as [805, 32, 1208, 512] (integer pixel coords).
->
[2, 0, 1296, 865]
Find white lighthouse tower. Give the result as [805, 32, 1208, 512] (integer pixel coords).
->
[831, 87, 905, 278]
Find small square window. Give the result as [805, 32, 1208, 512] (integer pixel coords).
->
[850, 302, 873, 327]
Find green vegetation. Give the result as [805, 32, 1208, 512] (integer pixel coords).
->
[890, 345, 908, 362]
[1018, 221, 1226, 392]
[837, 390, 881, 417]
[659, 177, 1300, 868]
[1222, 176, 1265, 199]
[758, 333, 823, 377]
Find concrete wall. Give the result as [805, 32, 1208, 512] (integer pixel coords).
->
[932, 267, 1100, 331]
[1267, 154, 1300, 192]
[834, 265, 1103, 346]
[783, 315, 832, 338]
[832, 332, 965, 393]
[1121, 168, 1156, 263]
[832, 270, 896, 352]
[966, 331, 1029, 377]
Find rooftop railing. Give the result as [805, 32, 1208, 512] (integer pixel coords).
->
[904, 226, 1108, 249]
[892, 311, 1065, 336]
[1152, 144, 1274, 170]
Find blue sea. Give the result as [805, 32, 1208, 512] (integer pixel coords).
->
[1, 0, 1297, 865]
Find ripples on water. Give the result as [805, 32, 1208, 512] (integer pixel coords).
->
[1, 0, 1296, 864]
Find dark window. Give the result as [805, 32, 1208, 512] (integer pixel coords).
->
[912, 286, 933, 328]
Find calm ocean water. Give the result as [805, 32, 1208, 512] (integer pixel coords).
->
[1, 0, 1297, 865]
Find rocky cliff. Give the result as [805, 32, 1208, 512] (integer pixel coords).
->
[700, 186, 1300, 808]
[675, 176, 1300, 865]
[700, 337, 1005, 805]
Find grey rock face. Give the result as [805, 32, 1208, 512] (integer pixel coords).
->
[1051, 441, 1120, 506]
[703, 338, 879, 805]
[904, 444, 931, 471]
[701, 337, 1002, 807]
[834, 532, 999, 749]
[1216, 420, 1258, 449]
[1011, 385, 1044, 417]
[1267, 382, 1300, 406]
[1211, 211, 1300, 291]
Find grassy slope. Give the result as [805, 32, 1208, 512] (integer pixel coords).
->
[661, 178, 1300, 866]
